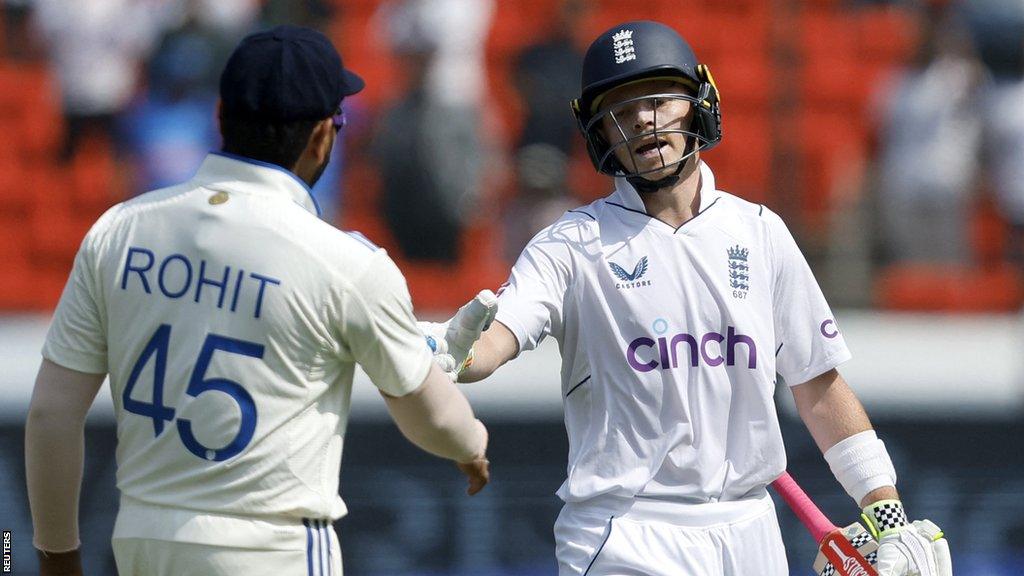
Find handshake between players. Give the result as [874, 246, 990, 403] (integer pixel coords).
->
[413, 290, 499, 495]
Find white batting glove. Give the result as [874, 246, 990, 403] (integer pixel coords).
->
[862, 501, 952, 576]
[417, 290, 498, 381]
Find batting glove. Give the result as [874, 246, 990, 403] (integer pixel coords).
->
[862, 500, 952, 576]
[417, 290, 498, 381]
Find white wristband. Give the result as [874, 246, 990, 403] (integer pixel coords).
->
[823, 430, 897, 504]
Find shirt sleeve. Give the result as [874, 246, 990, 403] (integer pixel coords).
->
[42, 232, 108, 374]
[494, 223, 573, 355]
[766, 210, 852, 386]
[344, 251, 433, 397]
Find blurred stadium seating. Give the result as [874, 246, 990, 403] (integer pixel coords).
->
[2, 0, 1020, 313]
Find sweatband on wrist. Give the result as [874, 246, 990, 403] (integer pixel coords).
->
[861, 499, 910, 538]
[823, 430, 897, 504]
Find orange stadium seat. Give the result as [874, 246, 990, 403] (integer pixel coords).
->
[0, 154, 28, 211]
[0, 265, 39, 309]
[328, 16, 402, 108]
[800, 55, 871, 108]
[796, 108, 867, 231]
[713, 54, 772, 107]
[800, 9, 857, 59]
[875, 263, 1024, 311]
[488, 0, 555, 55]
[0, 1, 966, 312]
[709, 111, 771, 202]
[971, 195, 1011, 265]
[702, 11, 769, 57]
[0, 208, 32, 286]
[0, 64, 62, 159]
[581, 1, 660, 41]
[69, 140, 122, 208]
[27, 169, 87, 262]
[856, 6, 918, 65]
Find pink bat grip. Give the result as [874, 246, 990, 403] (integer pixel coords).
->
[770, 471, 838, 544]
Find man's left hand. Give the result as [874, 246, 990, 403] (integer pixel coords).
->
[866, 505, 952, 576]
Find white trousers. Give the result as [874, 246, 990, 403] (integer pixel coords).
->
[112, 519, 341, 576]
[554, 491, 789, 576]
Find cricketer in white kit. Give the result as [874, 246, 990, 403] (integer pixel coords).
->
[25, 26, 491, 576]
[421, 20, 951, 576]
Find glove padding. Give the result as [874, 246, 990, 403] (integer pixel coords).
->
[418, 290, 498, 381]
[865, 501, 951, 576]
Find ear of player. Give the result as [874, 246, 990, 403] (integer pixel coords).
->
[418, 290, 498, 381]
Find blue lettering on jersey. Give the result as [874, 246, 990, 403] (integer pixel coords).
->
[120, 246, 282, 320]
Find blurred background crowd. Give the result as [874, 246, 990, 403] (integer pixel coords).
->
[1, 1, 1023, 575]
[1, 0, 1022, 313]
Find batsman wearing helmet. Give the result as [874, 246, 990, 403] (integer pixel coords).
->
[421, 20, 952, 576]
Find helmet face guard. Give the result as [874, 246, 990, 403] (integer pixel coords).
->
[579, 79, 720, 177]
[570, 21, 722, 178]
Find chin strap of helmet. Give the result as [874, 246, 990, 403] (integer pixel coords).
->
[625, 129, 698, 194]
[626, 161, 686, 194]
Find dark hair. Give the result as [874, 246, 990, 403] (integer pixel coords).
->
[219, 110, 321, 169]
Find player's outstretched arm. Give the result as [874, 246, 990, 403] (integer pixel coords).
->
[791, 369, 952, 576]
[457, 320, 519, 383]
[25, 359, 105, 575]
[418, 290, 518, 383]
[382, 362, 490, 494]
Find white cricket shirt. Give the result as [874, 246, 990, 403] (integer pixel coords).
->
[43, 153, 432, 546]
[495, 162, 851, 504]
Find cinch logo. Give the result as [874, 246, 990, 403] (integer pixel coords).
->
[610, 256, 651, 289]
[625, 326, 757, 372]
[612, 29, 636, 64]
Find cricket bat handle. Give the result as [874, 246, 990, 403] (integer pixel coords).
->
[771, 471, 837, 544]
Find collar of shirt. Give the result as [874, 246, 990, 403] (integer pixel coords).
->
[192, 152, 322, 218]
[610, 160, 719, 215]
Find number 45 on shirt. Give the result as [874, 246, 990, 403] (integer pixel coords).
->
[122, 324, 264, 462]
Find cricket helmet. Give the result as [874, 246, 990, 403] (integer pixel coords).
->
[571, 20, 722, 186]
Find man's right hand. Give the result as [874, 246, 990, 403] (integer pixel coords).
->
[456, 420, 490, 495]
[457, 457, 490, 496]
[38, 549, 83, 576]
[418, 290, 498, 381]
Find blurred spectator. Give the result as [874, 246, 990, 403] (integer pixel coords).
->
[1, 0, 42, 60]
[983, 77, 1024, 264]
[873, 4, 986, 264]
[260, 0, 346, 222]
[260, 0, 333, 29]
[963, 0, 1024, 264]
[372, 0, 494, 263]
[119, 0, 247, 193]
[504, 0, 585, 261]
[32, 0, 167, 160]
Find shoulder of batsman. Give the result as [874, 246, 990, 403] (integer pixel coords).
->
[711, 192, 796, 233]
[522, 207, 602, 252]
[712, 190, 772, 219]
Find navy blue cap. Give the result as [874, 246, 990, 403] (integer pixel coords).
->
[219, 25, 364, 122]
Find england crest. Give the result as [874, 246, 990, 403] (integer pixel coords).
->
[727, 245, 750, 298]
